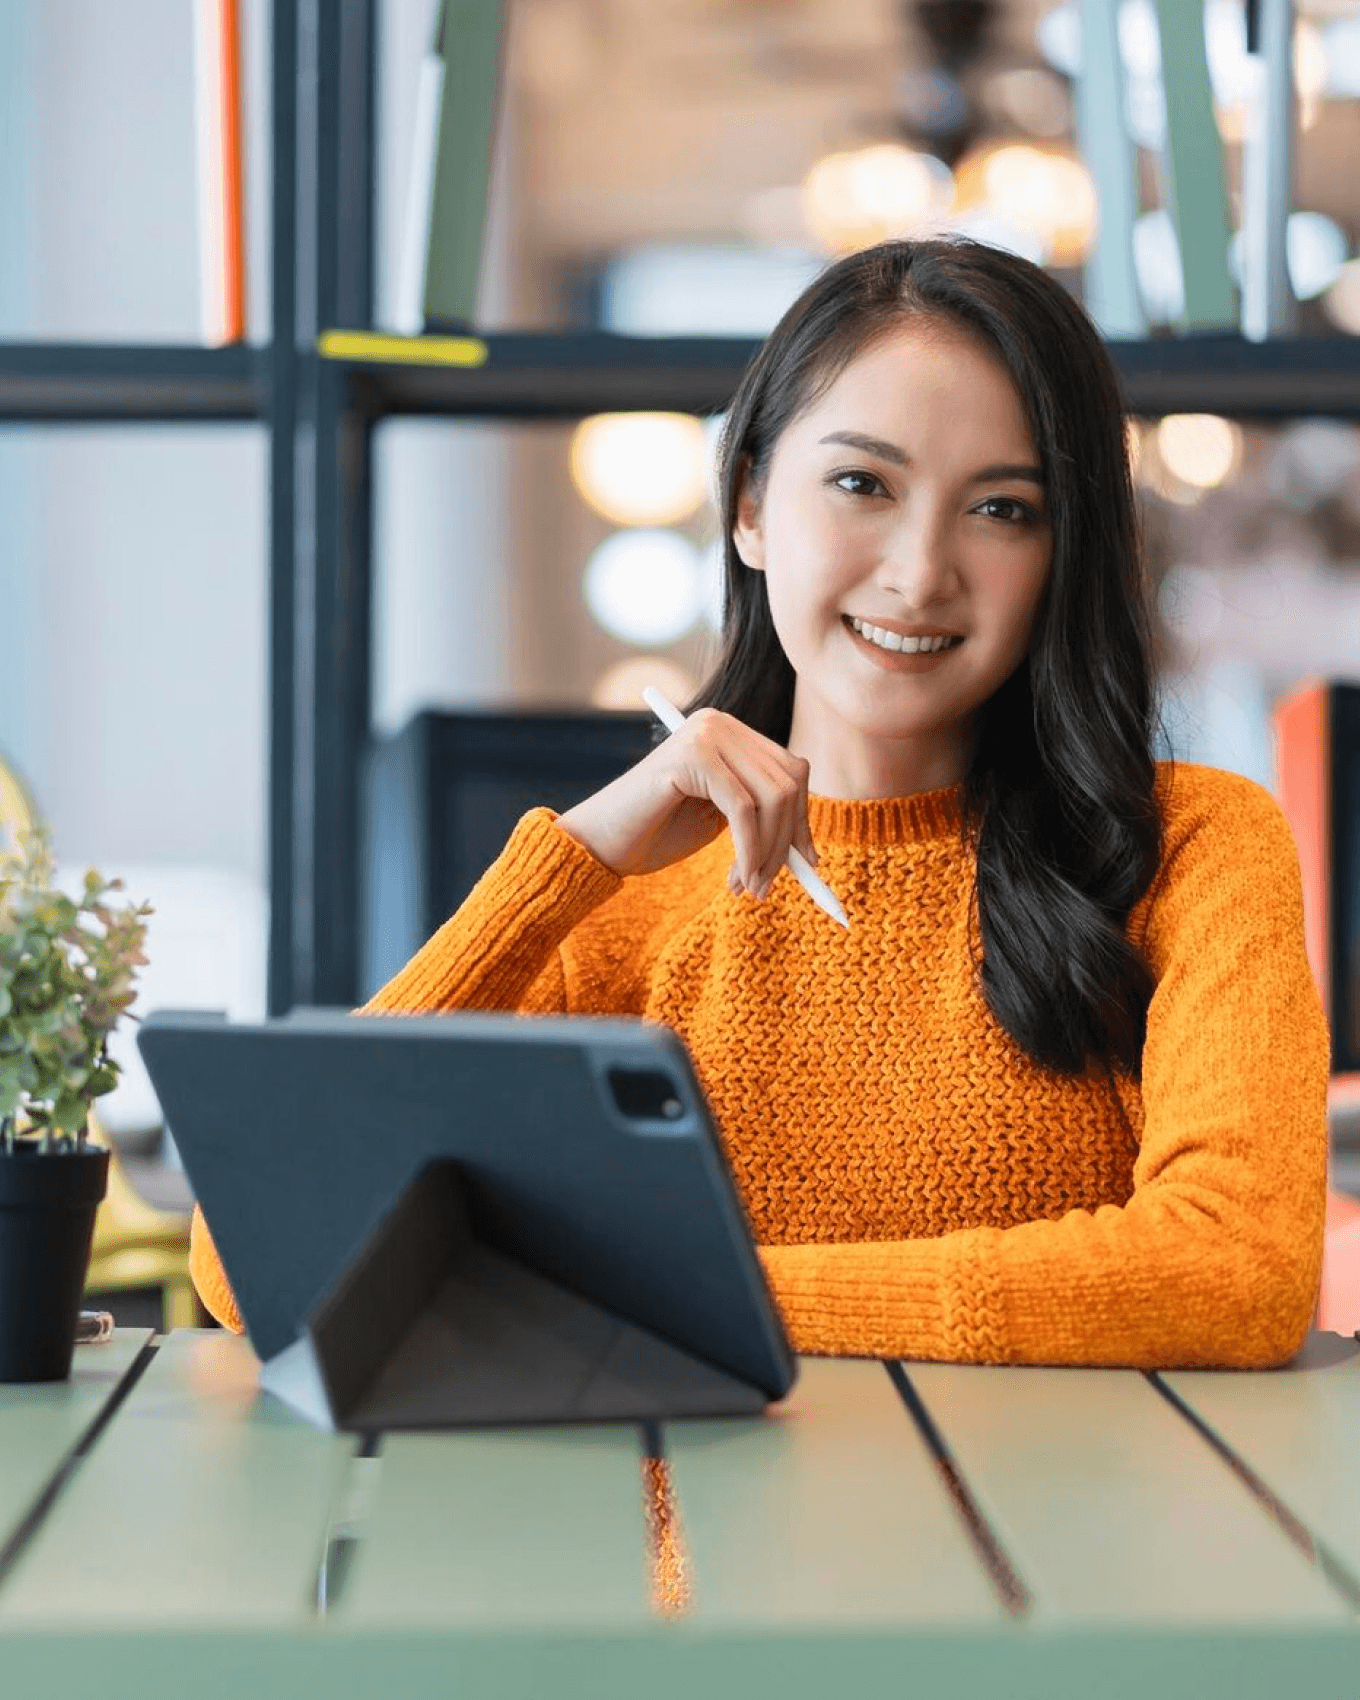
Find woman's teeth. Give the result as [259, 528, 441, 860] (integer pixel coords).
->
[848, 616, 960, 655]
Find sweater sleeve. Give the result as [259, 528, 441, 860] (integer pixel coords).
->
[188, 808, 623, 1332]
[760, 772, 1331, 1370]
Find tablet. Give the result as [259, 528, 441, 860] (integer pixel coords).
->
[138, 1009, 797, 1428]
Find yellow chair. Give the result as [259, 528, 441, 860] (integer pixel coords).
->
[0, 747, 198, 1331]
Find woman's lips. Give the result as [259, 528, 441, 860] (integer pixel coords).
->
[843, 614, 964, 667]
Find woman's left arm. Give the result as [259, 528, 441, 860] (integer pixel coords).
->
[761, 771, 1331, 1369]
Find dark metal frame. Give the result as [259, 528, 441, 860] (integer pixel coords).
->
[268, 0, 376, 1014]
[4, 0, 1360, 1011]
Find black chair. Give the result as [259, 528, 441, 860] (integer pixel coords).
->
[361, 709, 655, 1000]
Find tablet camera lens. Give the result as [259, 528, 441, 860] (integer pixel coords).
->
[607, 1067, 687, 1124]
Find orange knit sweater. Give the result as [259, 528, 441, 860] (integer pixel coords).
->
[190, 761, 1329, 1369]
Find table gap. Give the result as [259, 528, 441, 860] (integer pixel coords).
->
[1146, 1369, 1360, 1614]
[885, 1360, 1032, 1620]
[313, 1431, 384, 1619]
[0, 1336, 159, 1596]
[641, 1420, 691, 1619]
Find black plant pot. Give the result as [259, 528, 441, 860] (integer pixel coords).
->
[0, 1142, 110, 1383]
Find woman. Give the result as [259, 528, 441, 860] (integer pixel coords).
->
[192, 239, 1328, 1367]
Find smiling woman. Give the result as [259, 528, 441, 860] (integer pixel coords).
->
[695, 239, 1159, 1078]
[190, 239, 1328, 1375]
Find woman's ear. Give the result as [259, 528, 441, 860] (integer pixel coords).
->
[731, 460, 766, 573]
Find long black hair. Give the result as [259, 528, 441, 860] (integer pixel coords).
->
[690, 238, 1161, 1079]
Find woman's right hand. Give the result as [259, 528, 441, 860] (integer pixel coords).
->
[557, 708, 818, 898]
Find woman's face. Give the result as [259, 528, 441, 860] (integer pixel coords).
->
[733, 317, 1055, 796]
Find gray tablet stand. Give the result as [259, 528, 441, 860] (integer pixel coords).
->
[258, 1162, 770, 1431]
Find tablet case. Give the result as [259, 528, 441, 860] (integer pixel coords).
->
[138, 1010, 796, 1431]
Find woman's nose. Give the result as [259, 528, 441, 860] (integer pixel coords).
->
[876, 509, 957, 605]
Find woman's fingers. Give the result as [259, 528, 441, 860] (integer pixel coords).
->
[560, 705, 818, 888]
[751, 759, 804, 895]
[691, 719, 813, 899]
[791, 752, 818, 869]
[735, 737, 815, 898]
[700, 748, 765, 888]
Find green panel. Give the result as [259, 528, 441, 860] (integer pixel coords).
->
[0, 1330, 151, 1547]
[665, 1357, 1003, 1625]
[423, 0, 506, 330]
[1154, 0, 1237, 330]
[0, 1329, 349, 1626]
[341, 1426, 652, 1626]
[909, 1362, 1345, 1623]
[1165, 1332, 1360, 1582]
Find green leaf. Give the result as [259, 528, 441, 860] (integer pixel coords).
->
[50, 1091, 89, 1134]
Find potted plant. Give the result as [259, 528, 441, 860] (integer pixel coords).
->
[0, 828, 150, 1381]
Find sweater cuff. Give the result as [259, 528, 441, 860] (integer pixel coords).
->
[759, 1239, 951, 1359]
[364, 807, 622, 1014]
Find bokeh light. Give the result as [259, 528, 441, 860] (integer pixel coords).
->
[1156, 415, 1242, 491]
[570, 412, 709, 526]
[1323, 259, 1360, 336]
[1295, 18, 1329, 126]
[1133, 209, 1184, 325]
[953, 142, 1096, 266]
[591, 655, 697, 713]
[1286, 212, 1348, 301]
[982, 66, 1072, 137]
[1325, 17, 1360, 97]
[1035, 4, 1081, 77]
[583, 529, 703, 645]
[802, 144, 952, 255]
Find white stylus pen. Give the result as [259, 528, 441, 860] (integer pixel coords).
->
[641, 686, 850, 929]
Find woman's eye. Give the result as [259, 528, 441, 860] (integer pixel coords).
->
[831, 469, 884, 497]
[977, 495, 1036, 524]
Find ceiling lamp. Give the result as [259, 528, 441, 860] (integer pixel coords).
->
[591, 655, 697, 713]
[802, 145, 953, 255]
[583, 530, 704, 646]
[952, 141, 1096, 266]
[1155, 415, 1242, 491]
[570, 413, 709, 527]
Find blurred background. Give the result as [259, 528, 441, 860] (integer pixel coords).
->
[1, 0, 1358, 1176]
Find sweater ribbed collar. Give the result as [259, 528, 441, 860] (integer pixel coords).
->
[806, 783, 966, 847]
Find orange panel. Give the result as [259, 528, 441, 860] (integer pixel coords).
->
[1274, 682, 1330, 1016]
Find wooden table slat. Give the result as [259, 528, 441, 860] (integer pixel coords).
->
[1165, 1331, 1360, 1584]
[340, 1427, 653, 1627]
[0, 1331, 153, 1550]
[908, 1362, 1347, 1624]
[664, 1357, 1005, 1625]
[0, 1330, 350, 1628]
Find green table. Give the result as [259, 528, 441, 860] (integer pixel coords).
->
[1, 1328, 1358, 1698]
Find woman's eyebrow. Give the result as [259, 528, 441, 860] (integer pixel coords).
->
[818, 430, 908, 464]
[818, 432, 1044, 486]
